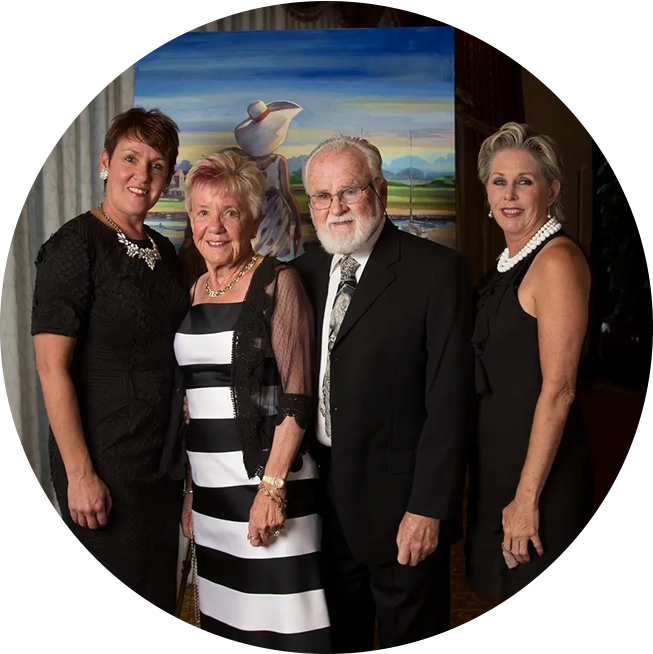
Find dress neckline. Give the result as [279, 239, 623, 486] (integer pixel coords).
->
[87, 210, 152, 245]
[190, 301, 244, 308]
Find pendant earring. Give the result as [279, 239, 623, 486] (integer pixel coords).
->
[488, 210, 493, 218]
[547, 207, 551, 219]
[100, 169, 108, 181]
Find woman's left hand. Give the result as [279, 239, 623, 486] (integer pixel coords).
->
[501, 498, 544, 565]
[247, 488, 286, 547]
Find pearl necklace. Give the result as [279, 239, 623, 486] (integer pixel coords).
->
[497, 217, 562, 273]
[98, 203, 161, 271]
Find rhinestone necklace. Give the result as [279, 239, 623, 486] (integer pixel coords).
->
[205, 253, 259, 298]
[98, 203, 161, 271]
[497, 217, 562, 273]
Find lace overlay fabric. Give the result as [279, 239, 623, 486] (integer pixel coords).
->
[231, 257, 315, 478]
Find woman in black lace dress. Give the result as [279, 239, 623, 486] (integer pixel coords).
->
[466, 123, 594, 599]
[31, 108, 188, 612]
[175, 151, 330, 652]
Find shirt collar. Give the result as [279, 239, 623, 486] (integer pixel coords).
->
[328, 217, 386, 277]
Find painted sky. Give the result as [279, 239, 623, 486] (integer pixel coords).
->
[134, 27, 454, 170]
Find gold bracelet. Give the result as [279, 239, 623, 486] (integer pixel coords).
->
[258, 484, 287, 511]
[183, 488, 193, 495]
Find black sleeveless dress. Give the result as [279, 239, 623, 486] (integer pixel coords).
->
[466, 232, 594, 598]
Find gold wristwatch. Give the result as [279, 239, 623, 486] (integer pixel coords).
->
[262, 475, 286, 489]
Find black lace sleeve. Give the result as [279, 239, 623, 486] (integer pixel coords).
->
[31, 227, 91, 337]
[269, 266, 315, 428]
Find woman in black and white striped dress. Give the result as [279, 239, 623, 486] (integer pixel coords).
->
[175, 151, 330, 652]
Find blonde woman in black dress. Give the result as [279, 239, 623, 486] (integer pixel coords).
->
[467, 123, 594, 598]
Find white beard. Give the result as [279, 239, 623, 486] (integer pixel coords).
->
[313, 206, 384, 255]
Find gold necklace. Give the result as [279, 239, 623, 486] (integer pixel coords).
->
[98, 203, 161, 271]
[205, 253, 259, 298]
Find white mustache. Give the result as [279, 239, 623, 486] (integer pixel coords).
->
[327, 212, 356, 225]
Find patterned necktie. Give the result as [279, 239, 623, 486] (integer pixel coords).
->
[320, 255, 360, 439]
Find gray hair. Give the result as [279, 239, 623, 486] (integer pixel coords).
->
[478, 122, 565, 220]
[184, 150, 265, 219]
[302, 134, 384, 192]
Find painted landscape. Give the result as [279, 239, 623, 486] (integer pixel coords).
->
[134, 27, 456, 257]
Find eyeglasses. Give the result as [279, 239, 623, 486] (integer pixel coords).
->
[307, 178, 379, 211]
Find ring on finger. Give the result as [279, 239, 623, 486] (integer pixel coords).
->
[273, 529, 280, 537]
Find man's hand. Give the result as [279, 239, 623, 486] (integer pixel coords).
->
[396, 511, 440, 566]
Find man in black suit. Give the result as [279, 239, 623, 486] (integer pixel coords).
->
[292, 135, 474, 652]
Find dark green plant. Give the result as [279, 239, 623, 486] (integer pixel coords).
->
[596, 160, 651, 324]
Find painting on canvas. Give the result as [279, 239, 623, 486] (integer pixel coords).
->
[134, 27, 455, 262]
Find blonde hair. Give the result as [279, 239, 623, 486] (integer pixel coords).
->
[184, 150, 265, 219]
[478, 122, 565, 220]
[302, 134, 383, 192]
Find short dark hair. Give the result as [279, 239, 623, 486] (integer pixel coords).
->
[104, 107, 179, 180]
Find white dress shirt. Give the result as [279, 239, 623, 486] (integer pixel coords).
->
[315, 219, 385, 446]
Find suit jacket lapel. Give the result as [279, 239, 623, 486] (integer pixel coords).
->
[334, 219, 400, 347]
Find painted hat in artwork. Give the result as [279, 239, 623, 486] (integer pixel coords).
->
[234, 100, 302, 157]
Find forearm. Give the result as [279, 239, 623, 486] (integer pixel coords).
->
[263, 416, 305, 479]
[37, 366, 92, 479]
[516, 388, 575, 506]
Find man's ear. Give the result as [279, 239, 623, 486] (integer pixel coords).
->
[379, 178, 388, 208]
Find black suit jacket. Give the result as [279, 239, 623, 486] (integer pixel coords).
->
[292, 220, 475, 565]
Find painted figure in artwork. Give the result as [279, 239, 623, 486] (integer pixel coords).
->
[224, 100, 303, 258]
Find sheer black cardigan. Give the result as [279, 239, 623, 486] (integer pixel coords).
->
[160, 256, 315, 481]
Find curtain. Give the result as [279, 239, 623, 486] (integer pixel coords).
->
[281, 0, 392, 28]
[195, 3, 386, 30]
[1, 74, 133, 498]
[0, 10, 227, 513]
